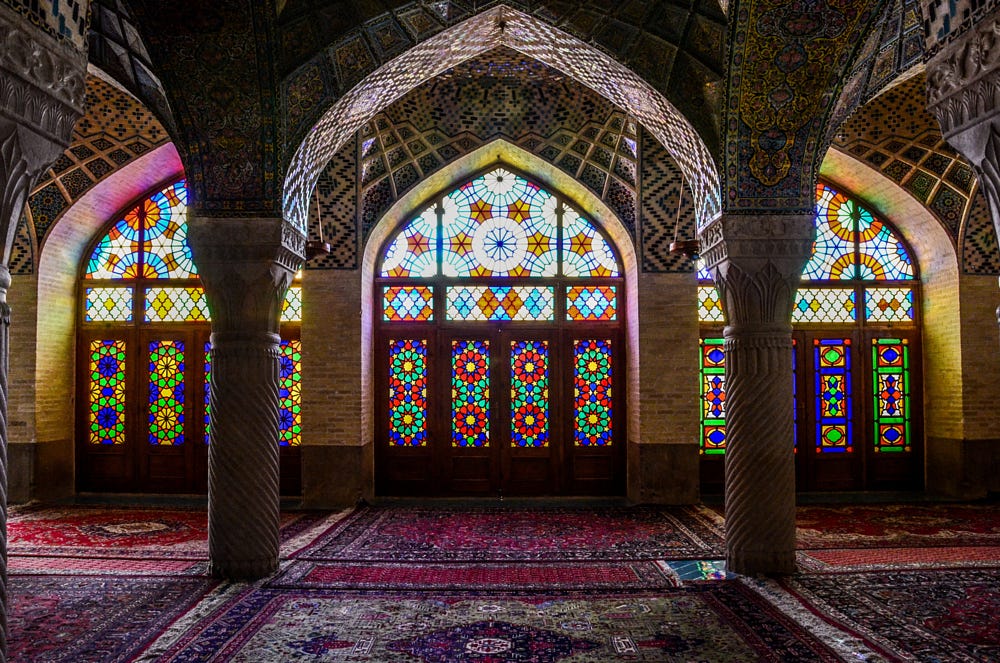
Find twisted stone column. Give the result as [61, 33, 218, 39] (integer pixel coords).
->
[188, 216, 304, 579]
[0, 7, 86, 656]
[926, 7, 1000, 327]
[700, 213, 814, 575]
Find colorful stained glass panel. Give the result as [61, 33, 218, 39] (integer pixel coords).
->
[142, 181, 196, 278]
[858, 215, 914, 281]
[441, 169, 559, 277]
[383, 286, 434, 321]
[574, 339, 612, 446]
[865, 287, 914, 322]
[388, 339, 428, 447]
[699, 338, 726, 455]
[793, 288, 856, 323]
[872, 339, 911, 453]
[89, 339, 127, 445]
[510, 340, 549, 448]
[85, 287, 133, 322]
[698, 286, 724, 323]
[452, 340, 490, 447]
[562, 213, 620, 277]
[282, 286, 303, 323]
[814, 339, 852, 453]
[279, 340, 302, 447]
[145, 287, 209, 322]
[204, 341, 211, 445]
[566, 286, 617, 321]
[804, 183, 855, 280]
[446, 286, 554, 321]
[148, 340, 185, 445]
[380, 205, 437, 277]
[85, 217, 142, 279]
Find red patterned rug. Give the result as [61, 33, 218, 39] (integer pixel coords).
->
[8, 505, 337, 559]
[297, 504, 725, 562]
[781, 567, 1000, 663]
[9, 575, 217, 663]
[152, 585, 842, 662]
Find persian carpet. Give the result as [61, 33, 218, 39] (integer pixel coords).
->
[9, 575, 218, 663]
[297, 504, 725, 562]
[151, 584, 842, 662]
[781, 567, 1000, 663]
[8, 505, 337, 559]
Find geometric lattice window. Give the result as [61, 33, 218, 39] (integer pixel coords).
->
[872, 338, 911, 454]
[698, 338, 726, 455]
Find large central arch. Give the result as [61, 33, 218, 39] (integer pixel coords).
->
[283, 4, 721, 234]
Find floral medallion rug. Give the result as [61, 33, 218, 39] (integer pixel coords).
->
[297, 504, 725, 562]
[9, 575, 218, 663]
[148, 584, 842, 662]
[781, 567, 1000, 662]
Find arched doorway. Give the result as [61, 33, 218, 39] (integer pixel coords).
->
[374, 167, 626, 497]
[698, 181, 923, 492]
[75, 180, 303, 494]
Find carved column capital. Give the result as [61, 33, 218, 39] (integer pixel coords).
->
[700, 213, 815, 330]
[187, 215, 305, 335]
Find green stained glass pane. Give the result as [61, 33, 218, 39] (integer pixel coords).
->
[511, 340, 549, 448]
[142, 181, 195, 278]
[389, 339, 428, 447]
[793, 288, 856, 323]
[865, 287, 914, 322]
[89, 339, 127, 445]
[446, 286, 554, 321]
[452, 339, 490, 447]
[279, 339, 302, 446]
[699, 338, 726, 455]
[698, 286, 724, 323]
[144, 287, 210, 322]
[148, 340, 185, 445]
[282, 286, 303, 323]
[85, 287, 133, 322]
[574, 339, 612, 446]
[872, 338, 911, 454]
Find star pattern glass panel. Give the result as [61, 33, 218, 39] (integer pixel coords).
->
[872, 338, 911, 454]
[85, 287, 133, 322]
[510, 340, 549, 448]
[865, 287, 914, 322]
[446, 286, 554, 321]
[388, 339, 428, 447]
[804, 183, 856, 280]
[857, 212, 914, 281]
[793, 288, 856, 323]
[383, 286, 434, 321]
[452, 340, 490, 448]
[698, 286, 724, 323]
[204, 341, 211, 445]
[89, 339, 127, 445]
[566, 286, 617, 321]
[144, 287, 210, 322]
[142, 181, 196, 278]
[85, 217, 142, 279]
[574, 339, 612, 447]
[380, 204, 438, 277]
[699, 338, 726, 455]
[814, 338, 852, 453]
[441, 169, 559, 277]
[147, 340, 185, 445]
[561, 213, 620, 277]
[282, 286, 303, 323]
[279, 340, 302, 447]
[695, 259, 712, 282]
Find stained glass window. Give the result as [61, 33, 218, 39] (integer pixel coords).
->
[872, 339, 911, 453]
[446, 286, 554, 321]
[86, 217, 142, 279]
[282, 286, 303, 323]
[383, 286, 434, 321]
[279, 340, 302, 447]
[814, 339, 852, 453]
[452, 340, 490, 448]
[86, 287, 133, 322]
[865, 287, 914, 322]
[145, 287, 210, 322]
[511, 341, 549, 448]
[699, 338, 726, 455]
[566, 286, 617, 321]
[562, 213, 620, 277]
[389, 339, 428, 447]
[148, 340, 185, 445]
[89, 339, 127, 445]
[793, 289, 856, 323]
[381, 205, 438, 278]
[204, 342, 211, 445]
[574, 339, 612, 446]
[698, 286, 724, 323]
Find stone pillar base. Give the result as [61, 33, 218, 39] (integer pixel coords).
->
[726, 548, 796, 576]
[211, 557, 279, 580]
